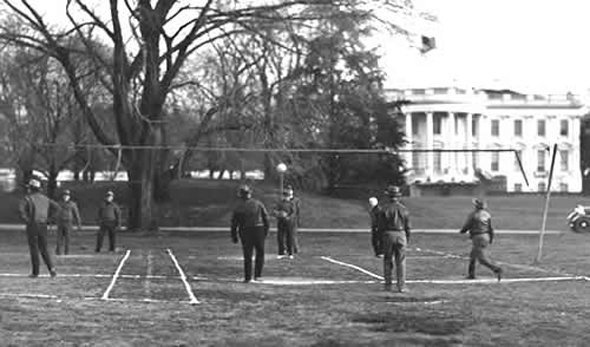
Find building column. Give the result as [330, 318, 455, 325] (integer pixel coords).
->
[466, 113, 473, 177]
[426, 112, 434, 179]
[405, 113, 413, 168]
[450, 112, 458, 176]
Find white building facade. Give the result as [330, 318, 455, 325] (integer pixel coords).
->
[386, 87, 586, 193]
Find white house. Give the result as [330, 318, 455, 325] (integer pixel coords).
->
[386, 87, 587, 193]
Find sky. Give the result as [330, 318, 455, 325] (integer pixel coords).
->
[18, 0, 590, 95]
[375, 0, 590, 95]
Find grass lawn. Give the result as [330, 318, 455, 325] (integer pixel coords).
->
[0, 179, 587, 231]
[2, 228, 590, 345]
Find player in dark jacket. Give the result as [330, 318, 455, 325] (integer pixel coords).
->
[273, 190, 296, 259]
[459, 198, 503, 281]
[96, 190, 121, 252]
[18, 178, 60, 278]
[285, 185, 301, 254]
[231, 184, 270, 283]
[56, 189, 82, 255]
[378, 186, 411, 293]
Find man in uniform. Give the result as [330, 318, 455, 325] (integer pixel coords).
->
[273, 189, 295, 259]
[285, 185, 301, 254]
[459, 198, 503, 281]
[378, 185, 410, 293]
[56, 189, 82, 255]
[368, 197, 383, 257]
[96, 190, 122, 253]
[230, 184, 270, 283]
[18, 178, 60, 278]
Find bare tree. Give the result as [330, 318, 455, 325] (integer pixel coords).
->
[0, 0, 417, 231]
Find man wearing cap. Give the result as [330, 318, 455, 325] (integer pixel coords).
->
[18, 178, 60, 278]
[378, 185, 411, 293]
[459, 198, 503, 281]
[368, 197, 383, 257]
[96, 190, 122, 253]
[230, 184, 270, 283]
[285, 185, 301, 254]
[273, 189, 296, 259]
[56, 189, 82, 255]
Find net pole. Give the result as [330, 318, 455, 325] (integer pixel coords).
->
[535, 144, 557, 263]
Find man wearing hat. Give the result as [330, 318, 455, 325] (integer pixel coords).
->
[368, 197, 383, 257]
[56, 189, 82, 255]
[230, 184, 270, 282]
[285, 185, 301, 254]
[18, 178, 60, 278]
[378, 185, 411, 293]
[459, 198, 503, 281]
[273, 189, 296, 259]
[96, 190, 122, 253]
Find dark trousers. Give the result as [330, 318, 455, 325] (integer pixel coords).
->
[277, 219, 295, 255]
[371, 228, 383, 256]
[26, 222, 54, 275]
[383, 231, 406, 290]
[56, 222, 72, 255]
[468, 234, 501, 277]
[240, 226, 266, 281]
[96, 221, 117, 252]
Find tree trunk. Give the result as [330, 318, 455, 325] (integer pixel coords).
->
[127, 153, 157, 232]
[47, 169, 58, 200]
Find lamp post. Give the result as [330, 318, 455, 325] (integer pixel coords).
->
[276, 162, 287, 197]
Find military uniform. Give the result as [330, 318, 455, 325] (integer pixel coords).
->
[18, 179, 59, 278]
[378, 186, 410, 293]
[56, 190, 82, 255]
[286, 186, 301, 254]
[231, 185, 270, 282]
[96, 191, 121, 252]
[459, 199, 503, 281]
[368, 197, 383, 257]
[274, 193, 296, 258]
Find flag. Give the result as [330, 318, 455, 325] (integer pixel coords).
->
[420, 35, 436, 54]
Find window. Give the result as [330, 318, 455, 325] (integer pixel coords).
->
[560, 183, 568, 192]
[433, 115, 442, 135]
[491, 152, 499, 172]
[537, 120, 546, 136]
[560, 150, 569, 171]
[491, 119, 499, 136]
[472, 117, 477, 137]
[434, 151, 442, 173]
[537, 150, 546, 172]
[514, 150, 523, 172]
[560, 119, 569, 136]
[412, 152, 421, 171]
[538, 182, 546, 192]
[514, 183, 522, 192]
[514, 120, 522, 137]
[412, 118, 419, 136]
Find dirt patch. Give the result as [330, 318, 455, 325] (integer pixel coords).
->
[352, 309, 472, 336]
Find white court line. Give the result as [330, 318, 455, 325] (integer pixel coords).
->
[85, 297, 190, 304]
[0, 293, 58, 299]
[101, 249, 131, 300]
[412, 247, 567, 276]
[321, 256, 384, 280]
[166, 249, 200, 305]
[320, 255, 590, 284]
